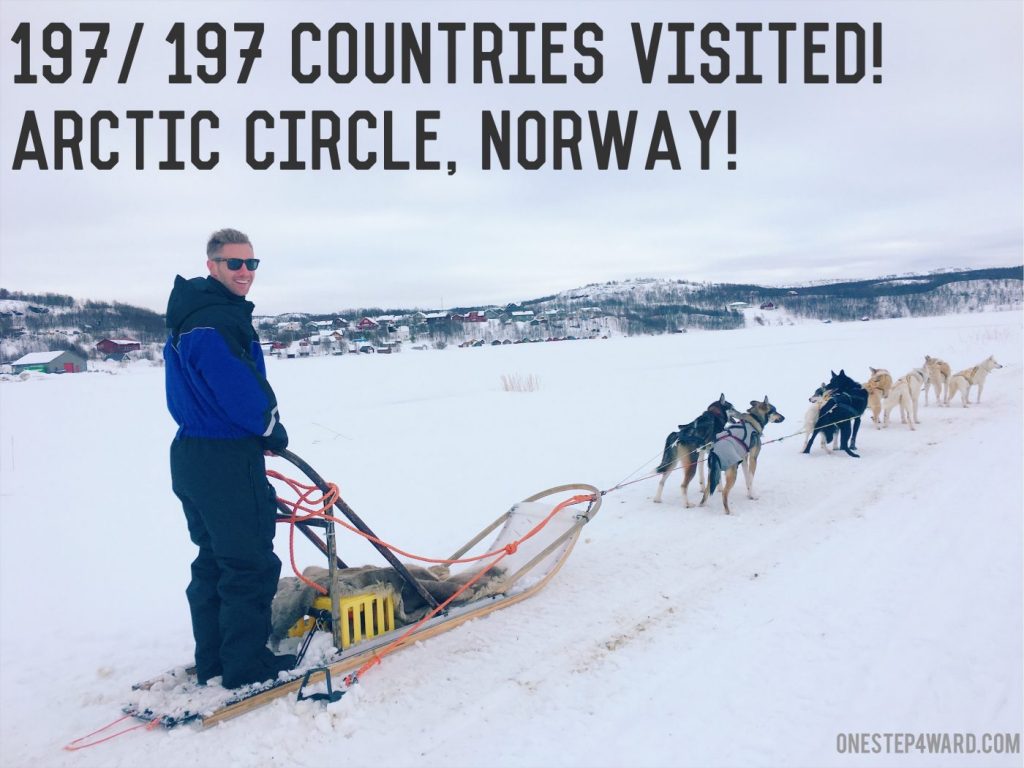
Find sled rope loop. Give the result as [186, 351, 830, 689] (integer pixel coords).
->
[268, 468, 595, 687]
[345, 492, 596, 686]
[271, 470, 341, 595]
[268, 470, 580, 575]
[64, 714, 160, 751]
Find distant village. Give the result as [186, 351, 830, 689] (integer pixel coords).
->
[2, 266, 1020, 376]
[2, 303, 620, 375]
[264, 305, 617, 359]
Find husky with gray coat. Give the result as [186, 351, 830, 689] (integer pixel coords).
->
[653, 394, 736, 507]
[701, 398, 786, 515]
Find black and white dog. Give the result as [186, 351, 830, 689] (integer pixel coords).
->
[802, 369, 868, 458]
[701, 398, 786, 515]
[653, 394, 736, 507]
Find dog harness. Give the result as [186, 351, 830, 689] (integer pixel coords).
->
[956, 366, 980, 383]
[710, 418, 761, 469]
[819, 391, 863, 422]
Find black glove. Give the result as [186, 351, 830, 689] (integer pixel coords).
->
[262, 421, 289, 454]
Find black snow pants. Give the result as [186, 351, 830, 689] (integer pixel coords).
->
[170, 437, 282, 688]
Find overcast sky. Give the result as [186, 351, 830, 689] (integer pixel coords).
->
[1, 1, 1021, 315]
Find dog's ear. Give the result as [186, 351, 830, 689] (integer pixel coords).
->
[750, 400, 759, 407]
[839, 369, 846, 376]
[870, 367, 877, 374]
[763, 395, 769, 404]
[719, 392, 726, 403]
[831, 369, 837, 377]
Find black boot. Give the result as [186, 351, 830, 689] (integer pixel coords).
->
[223, 653, 297, 689]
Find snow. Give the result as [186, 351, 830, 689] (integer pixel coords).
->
[1, 310, 1021, 767]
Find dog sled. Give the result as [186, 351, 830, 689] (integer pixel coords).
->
[122, 450, 601, 729]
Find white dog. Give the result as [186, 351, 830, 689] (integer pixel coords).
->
[881, 375, 916, 430]
[899, 366, 927, 425]
[801, 384, 831, 452]
[946, 355, 1003, 407]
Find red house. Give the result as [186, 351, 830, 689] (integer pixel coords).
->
[464, 311, 487, 323]
[96, 338, 141, 355]
[356, 317, 379, 330]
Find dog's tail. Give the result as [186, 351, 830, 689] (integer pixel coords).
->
[707, 451, 722, 496]
[656, 431, 679, 474]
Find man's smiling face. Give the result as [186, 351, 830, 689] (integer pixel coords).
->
[208, 243, 257, 297]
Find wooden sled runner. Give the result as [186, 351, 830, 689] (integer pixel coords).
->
[124, 464, 601, 729]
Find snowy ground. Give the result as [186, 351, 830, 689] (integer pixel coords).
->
[1, 310, 1021, 768]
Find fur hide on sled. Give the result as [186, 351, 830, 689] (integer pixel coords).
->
[270, 563, 506, 646]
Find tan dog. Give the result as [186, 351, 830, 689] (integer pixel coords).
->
[923, 355, 951, 406]
[946, 355, 1003, 407]
[865, 367, 893, 427]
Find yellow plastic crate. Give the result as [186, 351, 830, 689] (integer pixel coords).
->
[287, 589, 395, 650]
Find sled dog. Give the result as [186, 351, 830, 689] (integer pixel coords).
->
[803, 369, 868, 457]
[653, 394, 736, 507]
[899, 366, 926, 425]
[923, 355, 951, 406]
[945, 355, 1003, 407]
[881, 375, 916, 430]
[700, 398, 785, 515]
[801, 384, 836, 453]
[865, 367, 894, 427]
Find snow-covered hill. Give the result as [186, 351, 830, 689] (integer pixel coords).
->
[4, 268, 1020, 363]
[0, 310, 1021, 767]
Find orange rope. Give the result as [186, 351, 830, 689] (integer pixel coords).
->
[64, 714, 161, 751]
[344, 493, 594, 684]
[267, 470, 587, 568]
[271, 471, 339, 595]
[267, 466, 595, 687]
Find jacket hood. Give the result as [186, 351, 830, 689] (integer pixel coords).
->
[166, 275, 253, 332]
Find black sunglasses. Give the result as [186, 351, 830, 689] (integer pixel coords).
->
[212, 257, 260, 271]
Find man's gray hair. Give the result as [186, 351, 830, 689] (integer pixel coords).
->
[206, 228, 252, 258]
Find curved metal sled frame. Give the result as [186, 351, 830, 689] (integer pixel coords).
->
[128, 453, 600, 729]
[200, 480, 602, 727]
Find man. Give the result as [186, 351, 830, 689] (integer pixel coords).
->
[164, 228, 295, 688]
